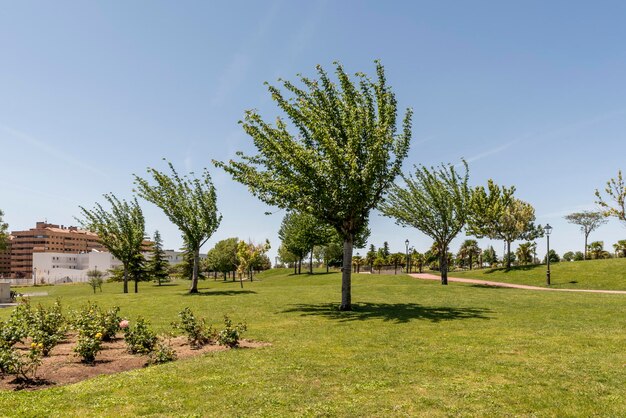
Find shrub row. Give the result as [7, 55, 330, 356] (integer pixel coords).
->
[0, 299, 247, 380]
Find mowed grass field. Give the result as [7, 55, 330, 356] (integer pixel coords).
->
[449, 257, 626, 290]
[1, 269, 625, 417]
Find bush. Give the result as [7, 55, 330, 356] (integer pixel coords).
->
[172, 307, 214, 348]
[74, 330, 103, 364]
[0, 300, 31, 348]
[70, 302, 121, 342]
[148, 337, 177, 365]
[100, 306, 122, 341]
[124, 317, 157, 355]
[0, 343, 43, 381]
[217, 315, 247, 348]
[27, 299, 66, 356]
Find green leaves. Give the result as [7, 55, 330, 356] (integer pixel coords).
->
[214, 61, 411, 239]
[595, 170, 626, 225]
[380, 161, 470, 246]
[134, 161, 222, 293]
[380, 161, 470, 284]
[78, 194, 146, 293]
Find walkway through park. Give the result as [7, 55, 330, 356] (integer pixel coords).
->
[409, 273, 626, 295]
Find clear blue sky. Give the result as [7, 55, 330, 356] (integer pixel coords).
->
[2, 1, 626, 262]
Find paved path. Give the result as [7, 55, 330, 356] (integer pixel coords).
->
[409, 273, 626, 295]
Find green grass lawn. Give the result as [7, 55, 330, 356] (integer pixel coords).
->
[1, 270, 625, 416]
[447, 257, 626, 290]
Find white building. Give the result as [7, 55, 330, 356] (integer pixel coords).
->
[33, 251, 122, 284]
[31, 249, 199, 284]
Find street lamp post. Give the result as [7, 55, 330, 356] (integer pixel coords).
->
[405, 239, 409, 274]
[544, 224, 553, 286]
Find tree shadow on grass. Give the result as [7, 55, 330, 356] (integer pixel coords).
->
[468, 284, 516, 290]
[182, 290, 257, 297]
[282, 302, 492, 324]
[482, 265, 541, 274]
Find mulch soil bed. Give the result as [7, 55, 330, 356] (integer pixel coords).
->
[1, 334, 269, 391]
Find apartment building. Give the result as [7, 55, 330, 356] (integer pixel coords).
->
[10, 222, 104, 278]
[0, 237, 11, 278]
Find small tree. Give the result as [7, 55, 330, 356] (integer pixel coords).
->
[372, 256, 385, 274]
[147, 230, 170, 285]
[595, 170, 626, 226]
[78, 194, 146, 294]
[86, 269, 104, 293]
[236, 240, 270, 286]
[613, 239, 626, 258]
[564, 211, 607, 260]
[468, 180, 542, 269]
[380, 162, 470, 285]
[515, 242, 535, 265]
[587, 241, 610, 259]
[562, 251, 575, 262]
[0, 209, 8, 251]
[481, 246, 498, 267]
[134, 161, 222, 294]
[388, 252, 405, 274]
[215, 61, 412, 311]
[544, 250, 560, 263]
[457, 239, 481, 270]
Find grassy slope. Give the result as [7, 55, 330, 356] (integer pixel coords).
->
[0, 270, 624, 417]
[448, 257, 626, 290]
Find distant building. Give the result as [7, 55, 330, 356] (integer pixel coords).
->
[10, 222, 104, 279]
[33, 251, 122, 284]
[0, 237, 11, 278]
[164, 249, 184, 265]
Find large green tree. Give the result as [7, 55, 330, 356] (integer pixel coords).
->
[78, 194, 146, 294]
[468, 180, 542, 269]
[564, 211, 607, 260]
[134, 161, 222, 294]
[215, 62, 412, 310]
[380, 162, 470, 285]
[595, 170, 626, 226]
[0, 209, 8, 251]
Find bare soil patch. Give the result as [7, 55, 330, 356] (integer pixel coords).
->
[1, 334, 270, 391]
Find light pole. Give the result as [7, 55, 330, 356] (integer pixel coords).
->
[544, 224, 553, 286]
[405, 239, 409, 274]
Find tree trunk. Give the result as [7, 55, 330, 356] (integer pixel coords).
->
[294, 263, 297, 275]
[298, 258, 301, 275]
[134, 277, 138, 293]
[309, 248, 313, 274]
[469, 254, 473, 270]
[440, 250, 448, 285]
[123, 266, 128, 294]
[189, 248, 200, 293]
[506, 240, 512, 269]
[340, 237, 353, 311]
[326, 261, 329, 273]
[584, 233, 589, 260]
[239, 270, 244, 288]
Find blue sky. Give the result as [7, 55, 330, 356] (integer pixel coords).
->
[2, 1, 626, 262]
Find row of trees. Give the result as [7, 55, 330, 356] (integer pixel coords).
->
[79, 162, 222, 294]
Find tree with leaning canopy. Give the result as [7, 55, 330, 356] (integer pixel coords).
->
[214, 61, 412, 310]
[78, 194, 146, 294]
[134, 161, 222, 294]
[380, 161, 470, 285]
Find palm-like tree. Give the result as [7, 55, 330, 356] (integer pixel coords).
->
[457, 239, 481, 270]
[613, 240, 626, 258]
[588, 241, 610, 259]
[515, 242, 535, 265]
